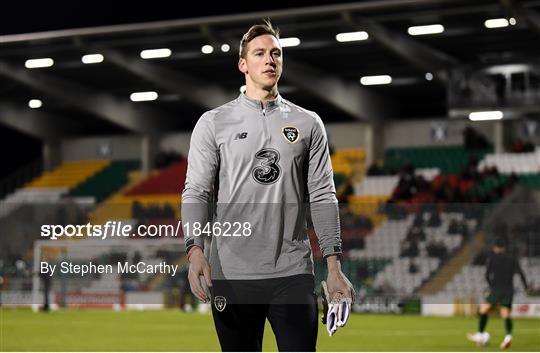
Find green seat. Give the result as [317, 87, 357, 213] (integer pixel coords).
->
[69, 160, 140, 202]
[384, 146, 493, 174]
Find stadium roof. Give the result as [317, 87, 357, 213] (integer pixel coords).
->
[1, 0, 540, 138]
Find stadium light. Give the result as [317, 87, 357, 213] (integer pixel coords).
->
[407, 24, 444, 36]
[25, 58, 54, 68]
[140, 48, 172, 59]
[425, 72, 433, 81]
[221, 44, 230, 52]
[360, 75, 392, 86]
[28, 99, 42, 109]
[336, 31, 369, 42]
[130, 91, 158, 102]
[201, 45, 214, 54]
[469, 110, 504, 121]
[484, 18, 509, 28]
[509, 17, 517, 25]
[81, 54, 104, 64]
[279, 37, 300, 47]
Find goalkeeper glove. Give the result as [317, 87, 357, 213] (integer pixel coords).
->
[321, 280, 352, 336]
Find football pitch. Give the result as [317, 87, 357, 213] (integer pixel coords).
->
[1, 309, 538, 351]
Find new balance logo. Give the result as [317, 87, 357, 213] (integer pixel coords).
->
[234, 132, 248, 140]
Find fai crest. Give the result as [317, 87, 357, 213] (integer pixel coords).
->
[282, 126, 300, 144]
[214, 296, 227, 312]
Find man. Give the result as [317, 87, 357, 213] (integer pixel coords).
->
[181, 20, 354, 351]
[467, 237, 528, 349]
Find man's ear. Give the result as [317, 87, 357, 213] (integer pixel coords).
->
[238, 57, 247, 74]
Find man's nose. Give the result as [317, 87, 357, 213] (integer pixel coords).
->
[265, 53, 276, 65]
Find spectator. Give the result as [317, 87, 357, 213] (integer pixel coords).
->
[463, 125, 490, 149]
[409, 259, 419, 274]
[427, 211, 442, 227]
[406, 226, 426, 242]
[154, 150, 184, 169]
[367, 160, 384, 176]
[163, 204, 175, 219]
[377, 280, 396, 295]
[400, 239, 419, 258]
[336, 178, 354, 204]
[426, 241, 448, 260]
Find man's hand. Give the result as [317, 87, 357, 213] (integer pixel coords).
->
[187, 247, 212, 302]
[326, 255, 355, 303]
[322, 271, 355, 336]
[321, 255, 356, 336]
[326, 269, 355, 302]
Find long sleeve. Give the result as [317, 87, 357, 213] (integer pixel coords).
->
[181, 112, 219, 252]
[515, 258, 528, 290]
[485, 257, 494, 287]
[306, 114, 342, 258]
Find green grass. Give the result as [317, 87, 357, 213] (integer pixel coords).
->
[1, 309, 538, 351]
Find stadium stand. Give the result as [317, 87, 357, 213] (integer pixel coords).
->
[478, 148, 540, 174]
[439, 256, 539, 300]
[1, 138, 538, 336]
[332, 148, 366, 190]
[86, 159, 187, 224]
[0, 187, 67, 218]
[87, 160, 186, 223]
[26, 160, 110, 189]
[384, 146, 492, 174]
[69, 160, 139, 202]
[353, 169, 440, 197]
[117, 160, 187, 219]
[348, 212, 474, 295]
[0, 160, 110, 218]
[354, 176, 399, 196]
[519, 174, 540, 189]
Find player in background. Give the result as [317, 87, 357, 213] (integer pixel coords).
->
[467, 237, 528, 349]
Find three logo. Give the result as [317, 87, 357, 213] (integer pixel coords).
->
[236, 126, 299, 185]
[252, 148, 281, 185]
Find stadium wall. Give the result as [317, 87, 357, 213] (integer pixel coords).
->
[507, 119, 540, 145]
[384, 119, 495, 148]
[160, 131, 198, 157]
[326, 123, 368, 148]
[58, 123, 370, 162]
[422, 294, 540, 318]
[62, 136, 140, 161]
[58, 119, 500, 162]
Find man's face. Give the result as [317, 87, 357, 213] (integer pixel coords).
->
[239, 34, 282, 91]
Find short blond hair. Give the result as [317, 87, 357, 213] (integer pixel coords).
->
[239, 19, 280, 58]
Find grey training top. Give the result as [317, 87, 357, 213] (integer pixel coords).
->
[182, 93, 342, 280]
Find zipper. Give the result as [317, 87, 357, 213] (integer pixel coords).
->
[261, 106, 271, 142]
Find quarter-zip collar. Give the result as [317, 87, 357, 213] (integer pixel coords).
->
[239, 92, 283, 113]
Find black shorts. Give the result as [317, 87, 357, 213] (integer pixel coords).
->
[210, 273, 318, 352]
[486, 289, 513, 309]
